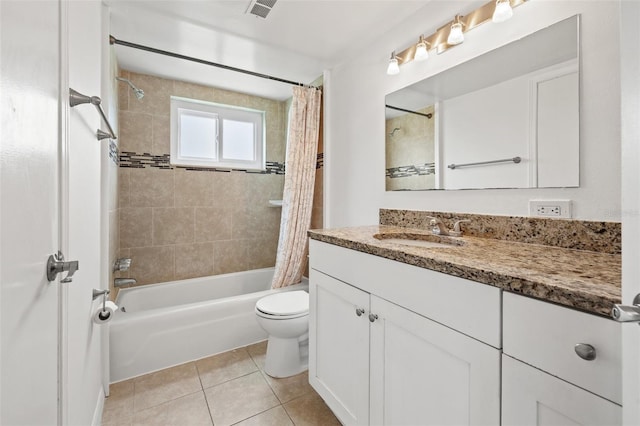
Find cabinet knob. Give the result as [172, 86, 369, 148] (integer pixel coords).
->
[369, 313, 378, 323]
[574, 343, 596, 361]
[355, 308, 365, 317]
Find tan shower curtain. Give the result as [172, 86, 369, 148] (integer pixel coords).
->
[271, 86, 322, 289]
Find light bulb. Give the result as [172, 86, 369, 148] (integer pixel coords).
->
[492, 0, 513, 23]
[414, 39, 429, 61]
[387, 51, 400, 75]
[447, 22, 464, 45]
[387, 58, 400, 75]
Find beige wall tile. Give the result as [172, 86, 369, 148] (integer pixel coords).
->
[152, 207, 195, 245]
[129, 168, 174, 208]
[212, 171, 248, 209]
[127, 72, 172, 117]
[119, 111, 152, 154]
[118, 168, 130, 208]
[173, 81, 216, 103]
[151, 115, 170, 155]
[129, 246, 174, 285]
[195, 207, 232, 242]
[213, 240, 248, 275]
[115, 70, 306, 282]
[174, 242, 214, 280]
[175, 169, 215, 207]
[120, 208, 152, 249]
[245, 238, 278, 270]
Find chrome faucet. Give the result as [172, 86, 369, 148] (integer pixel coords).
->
[113, 257, 132, 272]
[425, 217, 471, 237]
[449, 219, 471, 237]
[114, 278, 137, 287]
[428, 217, 450, 236]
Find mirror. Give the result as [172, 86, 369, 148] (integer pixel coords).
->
[385, 15, 580, 191]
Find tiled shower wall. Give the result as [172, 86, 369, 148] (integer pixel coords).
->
[116, 71, 293, 287]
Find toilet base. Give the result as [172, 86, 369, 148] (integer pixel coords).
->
[264, 337, 309, 378]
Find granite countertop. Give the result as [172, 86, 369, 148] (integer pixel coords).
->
[308, 225, 621, 317]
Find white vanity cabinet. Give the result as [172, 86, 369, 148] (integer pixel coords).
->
[502, 292, 622, 425]
[309, 240, 502, 426]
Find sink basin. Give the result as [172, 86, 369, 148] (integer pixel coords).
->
[373, 233, 465, 249]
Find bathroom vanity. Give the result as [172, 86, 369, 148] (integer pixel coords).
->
[307, 216, 622, 426]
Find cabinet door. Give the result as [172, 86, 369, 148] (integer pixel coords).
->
[309, 269, 371, 425]
[369, 296, 500, 426]
[502, 355, 622, 426]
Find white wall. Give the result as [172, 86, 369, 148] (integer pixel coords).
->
[325, 1, 620, 225]
[67, 1, 107, 424]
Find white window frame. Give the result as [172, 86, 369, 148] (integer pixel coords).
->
[170, 96, 265, 170]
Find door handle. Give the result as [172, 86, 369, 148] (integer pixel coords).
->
[46, 251, 79, 283]
[611, 293, 640, 323]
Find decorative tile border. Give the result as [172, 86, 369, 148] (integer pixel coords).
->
[386, 162, 435, 179]
[380, 209, 622, 255]
[118, 151, 324, 174]
[108, 140, 119, 165]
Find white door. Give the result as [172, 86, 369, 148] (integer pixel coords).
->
[369, 296, 500, 426]
[502, 355, 621, 425]
[0, 1, 62, 424]
[620, 1, 640, 424]
[309, 269, 370, 425]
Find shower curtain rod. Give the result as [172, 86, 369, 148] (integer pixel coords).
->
[385, 104, 433, 119]
[109, 35, 319, 89]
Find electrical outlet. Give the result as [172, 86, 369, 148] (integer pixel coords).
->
[529, 200, 572, 218]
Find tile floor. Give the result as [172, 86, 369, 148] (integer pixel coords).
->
[102, 341, 341, 426]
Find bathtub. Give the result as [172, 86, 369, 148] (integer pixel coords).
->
[109, 267, 308, 382]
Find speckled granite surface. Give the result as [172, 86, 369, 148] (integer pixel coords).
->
[308, 225, 621, 317]
[380, 209, 622, 255]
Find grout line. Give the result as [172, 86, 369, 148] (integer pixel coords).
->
[281, 400, 297, 425]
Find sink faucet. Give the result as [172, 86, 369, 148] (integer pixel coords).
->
[428, 217, 450, 236]
[425, 217, 471, 237]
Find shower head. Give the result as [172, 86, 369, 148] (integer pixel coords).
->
[116, 77, 145, 100]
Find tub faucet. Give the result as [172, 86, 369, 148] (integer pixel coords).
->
[114, 278, 137, 288]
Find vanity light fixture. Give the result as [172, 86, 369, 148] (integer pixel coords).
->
[447, 15, 465, 45]
[414, 35, 429, 61]
[387, 51, 400, 75]
[385, 0, 528, 75]
[492, 0, 514, 23]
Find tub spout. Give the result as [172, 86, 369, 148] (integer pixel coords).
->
[114, 278, 137, 288]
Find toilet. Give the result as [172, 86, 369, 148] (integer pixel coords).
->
[255, 290, 309, 378]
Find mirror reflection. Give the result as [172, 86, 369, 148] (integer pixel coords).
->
[385, 15, 580, 191]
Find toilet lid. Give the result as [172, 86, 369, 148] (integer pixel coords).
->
[256, 291, 309, 316]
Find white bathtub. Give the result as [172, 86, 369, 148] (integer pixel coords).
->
[109, 267, 308, 382]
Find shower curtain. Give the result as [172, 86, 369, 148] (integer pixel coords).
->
[271, 86, 322, 289]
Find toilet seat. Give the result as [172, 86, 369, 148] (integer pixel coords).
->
[256, 291, 309, 319]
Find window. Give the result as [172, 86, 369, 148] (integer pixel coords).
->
[170, 97, 265, 170]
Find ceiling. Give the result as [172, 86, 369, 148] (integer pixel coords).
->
[106, 0, 429, 100]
